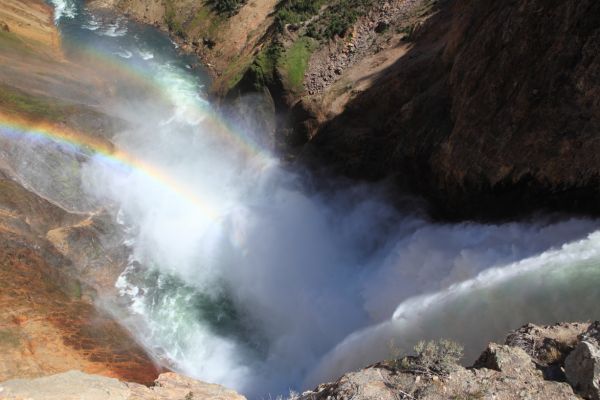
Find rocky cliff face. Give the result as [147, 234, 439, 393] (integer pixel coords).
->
[92, 0, 439, 152]
[305, 0, 600, 219]
[98, 0, 600, 220]
[0, 0, 161, 386]
[0, 172, 161, 385]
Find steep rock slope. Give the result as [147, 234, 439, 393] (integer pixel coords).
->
[89, 0, 279, 91]
[0, 0, 160, 385]
[0, 0, 59, 49]
[305, 0, 600, 219]
[0, 173, 160, 385]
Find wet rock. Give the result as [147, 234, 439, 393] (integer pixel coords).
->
[583, 322, 600, 343]
[565, 341, 600, 400]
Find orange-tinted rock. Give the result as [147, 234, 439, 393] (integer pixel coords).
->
[0, 174, 161, 385]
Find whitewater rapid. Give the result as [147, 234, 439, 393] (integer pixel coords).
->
[48, 0, 77, 22]
[8, 2, 600, 398]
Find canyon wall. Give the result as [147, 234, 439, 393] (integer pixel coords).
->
[105, 0, 600, 219]
[305, 0, 600, 219]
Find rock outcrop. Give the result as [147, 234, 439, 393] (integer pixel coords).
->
[565, 322, 600, 400]
[299, 322, 600, 400]
[0, 370, 246, 400]
[0, 172, 160, 385]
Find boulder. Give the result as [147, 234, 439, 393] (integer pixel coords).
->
[565, 323, 600, 400]
[473, 343, 535, 373]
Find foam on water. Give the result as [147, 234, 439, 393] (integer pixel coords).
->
[138, 49, 154, 60]
[81, 14, 100, 31]
[307, 231, 600, 386]
[114, 49, 133, 59]
[98, 18, 128, 37]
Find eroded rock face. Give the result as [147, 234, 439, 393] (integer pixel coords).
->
[306, 0, 600, 219]
[0, 172, 160, 385]
[0, 370, 246, 400]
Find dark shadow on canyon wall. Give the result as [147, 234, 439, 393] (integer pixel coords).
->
[302, 0, 600, 221]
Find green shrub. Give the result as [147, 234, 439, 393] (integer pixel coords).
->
[306, 0, 373, 39]
[280, 37, 316, 92]
[275, 0, 324, 31]
[211, 0, 246, 16]
[164, 0, 185, 37]
[395, 339, 464, 376]
[250, 42, 283, 89]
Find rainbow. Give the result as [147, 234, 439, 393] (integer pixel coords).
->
[62, 41, 272, 165]
[0, 10, 275, 222]
[0, 111, 220, 220]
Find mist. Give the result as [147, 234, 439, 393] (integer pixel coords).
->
[77, 54, 600, 395]
[4, 3, 600, 398]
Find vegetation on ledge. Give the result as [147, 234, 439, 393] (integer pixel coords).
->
[0, 84, 69, 121]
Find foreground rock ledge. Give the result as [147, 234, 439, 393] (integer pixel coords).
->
[299, 321, 600, 400]
[2, 322, 600, 400]
[0, 370, 246, 400]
